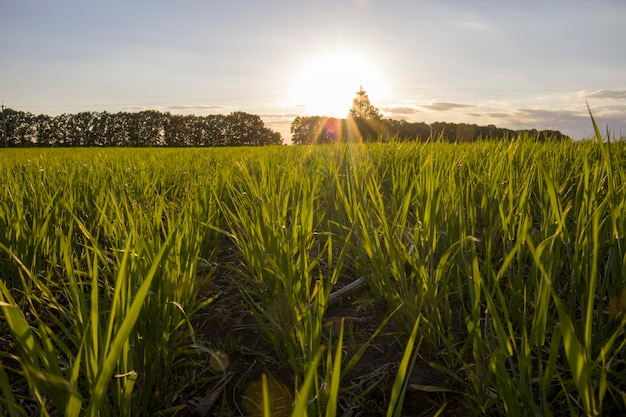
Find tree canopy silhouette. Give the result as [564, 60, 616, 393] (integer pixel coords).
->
[0, 108, 283, 147]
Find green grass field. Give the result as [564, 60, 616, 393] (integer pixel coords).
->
[1, 133, 626, 416]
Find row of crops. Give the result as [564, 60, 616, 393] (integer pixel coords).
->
[1, 132, 625, 416]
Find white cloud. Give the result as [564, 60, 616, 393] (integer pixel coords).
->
[382, 106, 420, 115]
[580, 88, 626, 100]
[422, 102, 476, 112]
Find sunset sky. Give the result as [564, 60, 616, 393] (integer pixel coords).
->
[2, 0, 625, 142]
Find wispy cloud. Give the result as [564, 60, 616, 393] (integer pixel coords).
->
[602, 104, 626, 113]
[515, 108, 581, 122]
[422, 102, 476, 112]
[579, 88, 626, 100]
[382, 106, 420, 115]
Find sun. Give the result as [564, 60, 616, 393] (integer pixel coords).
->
[289, 52, 385, 118]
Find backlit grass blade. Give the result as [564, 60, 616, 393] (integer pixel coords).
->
[325, 318, 344, 417]
[586, 102, 604, 145]
[262, 374, 271, 417]
[291, 348, 324, 417]
[0, 278, 41, 371]
[387, 314, 422, 417]
[553, 294, 595, 415]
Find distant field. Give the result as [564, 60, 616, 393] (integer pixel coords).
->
[1, 138, 625, 416]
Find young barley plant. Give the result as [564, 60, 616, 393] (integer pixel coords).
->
[217, 150, 345, 391]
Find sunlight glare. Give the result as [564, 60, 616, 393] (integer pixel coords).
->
[289, 52, 385, 118]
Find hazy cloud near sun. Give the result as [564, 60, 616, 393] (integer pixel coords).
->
[382, 106, 420, 115]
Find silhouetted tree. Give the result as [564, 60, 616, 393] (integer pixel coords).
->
[0, 108, 282, 147]
[106, 112, 129, 146]
[224, 112, 281, 146]
[383, 119, 430, 141]
[2, 109, 36, 146]
[291, 116, 345, 145]
[164, 114, 189, 146]
[203, 114, 227, 146]
[35, 114, 54, 146]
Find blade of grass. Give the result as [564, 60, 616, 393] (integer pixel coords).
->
[291, 348, 324, 417]
[325, 319, 344, 417]
[387, 314, 422, 417]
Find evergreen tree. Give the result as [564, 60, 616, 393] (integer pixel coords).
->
[348, 85, 381, 120]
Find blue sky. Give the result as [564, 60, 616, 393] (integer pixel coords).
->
[2, 0, 625, 142]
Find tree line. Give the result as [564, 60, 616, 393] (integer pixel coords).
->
[290, 116, 570, 144]
[0, 108, 283, 147]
